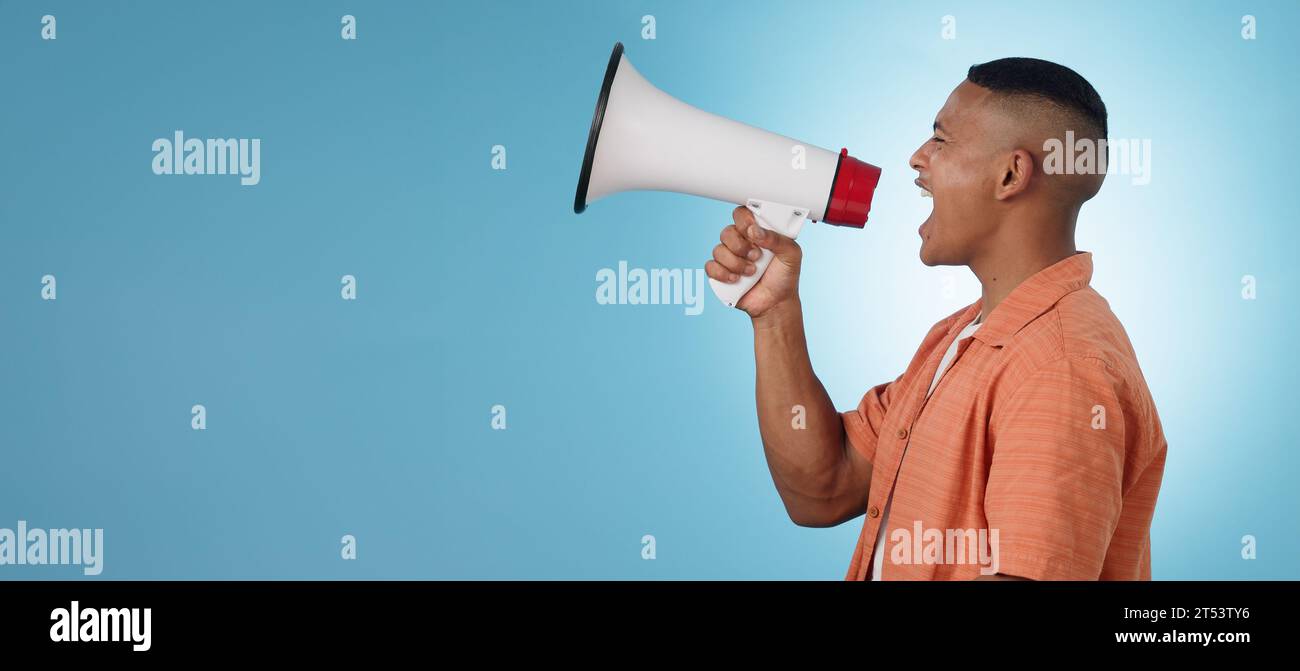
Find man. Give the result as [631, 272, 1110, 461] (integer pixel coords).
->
[704, 58, 1167, 580]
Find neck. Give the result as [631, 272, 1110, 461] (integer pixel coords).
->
[969, 211, 1077, 318]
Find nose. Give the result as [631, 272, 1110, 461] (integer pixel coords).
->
[909, 141, 929, 175]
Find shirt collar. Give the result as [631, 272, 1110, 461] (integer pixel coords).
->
[961, 251, 1094, 348]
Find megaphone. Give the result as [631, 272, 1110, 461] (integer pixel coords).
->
[574, 42, 882, 307]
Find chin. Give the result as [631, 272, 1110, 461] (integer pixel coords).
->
[919, 240, 956, 267]
[918, 230, 939, 266]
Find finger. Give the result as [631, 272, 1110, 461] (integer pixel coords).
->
[747, 221, 786, 249]
[721, 225, 760, 261]
[731, 205, 756, 230]
[749, 224, 801, 263]
[713, 243, 756, 276]
[705, 260, 739, 283]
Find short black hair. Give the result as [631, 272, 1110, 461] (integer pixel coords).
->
[967, 57, 1107, 140]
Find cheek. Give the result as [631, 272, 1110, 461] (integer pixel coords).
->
[928, 156, 987, 247]
[936, 156, 986, 211]
[943, 155, 981, 192]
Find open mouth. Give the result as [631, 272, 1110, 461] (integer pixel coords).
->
[915, 178, 932, 198]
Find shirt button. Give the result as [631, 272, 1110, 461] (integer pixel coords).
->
[896, 427, 908, 440]
[868, 505, 880, 518]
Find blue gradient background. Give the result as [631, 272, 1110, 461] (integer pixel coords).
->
[1, 0, 1295, 579]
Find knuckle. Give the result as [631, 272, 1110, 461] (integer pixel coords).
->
[712, 247, 736, 267]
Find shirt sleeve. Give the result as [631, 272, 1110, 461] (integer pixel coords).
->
[983, 355, 1127, 581]
[841, 373, 905, 465]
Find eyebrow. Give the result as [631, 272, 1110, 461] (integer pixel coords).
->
[933, 120, 947, 134]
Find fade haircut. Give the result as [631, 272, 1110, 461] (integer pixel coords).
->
[967, 57, 1108, 143]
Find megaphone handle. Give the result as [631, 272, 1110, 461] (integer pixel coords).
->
[708, 199, 809, 308]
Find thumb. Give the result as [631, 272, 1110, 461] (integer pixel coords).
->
[745, 221, 799, 264]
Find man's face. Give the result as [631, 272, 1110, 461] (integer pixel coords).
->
[910, 80, 1003, 266]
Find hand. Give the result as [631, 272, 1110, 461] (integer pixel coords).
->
[704, 205, 802, 319]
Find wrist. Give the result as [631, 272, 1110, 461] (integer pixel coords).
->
[751, 297, 803, 332]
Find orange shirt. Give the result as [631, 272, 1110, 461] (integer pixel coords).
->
[841, 251, 1166, 580]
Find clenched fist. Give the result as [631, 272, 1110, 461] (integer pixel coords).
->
[704, 205, 803, 318]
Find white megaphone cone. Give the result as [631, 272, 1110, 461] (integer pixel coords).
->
[574, 42, 882, 308]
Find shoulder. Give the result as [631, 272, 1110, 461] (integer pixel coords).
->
[993, 287, 1164, 450]
[999, 287, 1142, 382]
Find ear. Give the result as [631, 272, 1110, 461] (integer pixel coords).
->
[994, 148, 1034, 201]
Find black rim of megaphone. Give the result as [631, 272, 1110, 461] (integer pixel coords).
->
[574, 42, 624, 214]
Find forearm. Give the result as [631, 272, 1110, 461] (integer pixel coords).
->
[751, 298, 848, 516]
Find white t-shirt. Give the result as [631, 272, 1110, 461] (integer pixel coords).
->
[870, 312, 982, 581]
